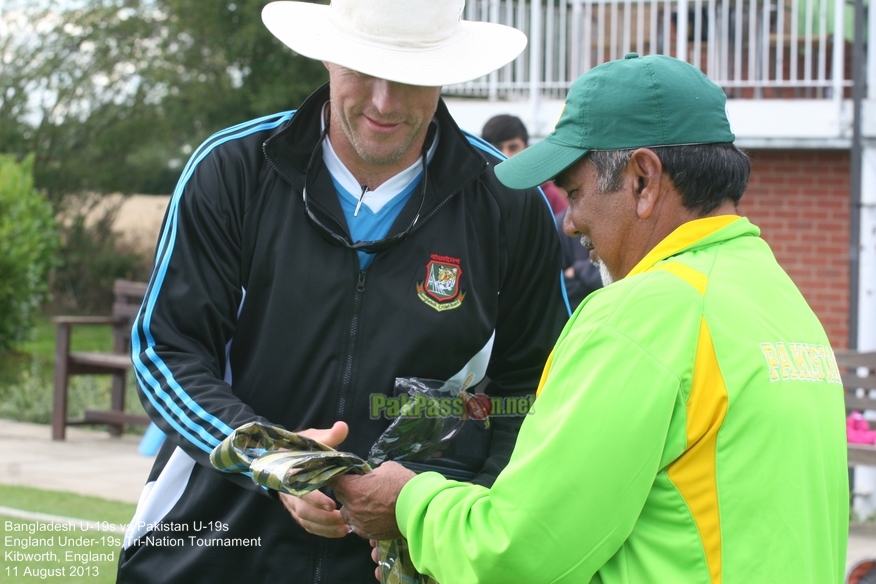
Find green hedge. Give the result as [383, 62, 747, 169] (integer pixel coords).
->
[0, 155, 59, 351]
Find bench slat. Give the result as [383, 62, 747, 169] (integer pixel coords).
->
[846, 396, 876, 413]
[52, 316, 123, 326]
[842, 373, 876, 391]
[82, 409, 151, 427]
[835, 350, 876, 369]
[113, 279, 148, 297]
[68, 352, 133, 370]
[849, 444, 876, 467]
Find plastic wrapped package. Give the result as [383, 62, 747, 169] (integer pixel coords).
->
[368, 376, 470, 465]
[211, 377, 489, 584]
[376, 538, 438, 584]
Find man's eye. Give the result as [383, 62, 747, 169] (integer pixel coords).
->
[566, 189, 578, 201]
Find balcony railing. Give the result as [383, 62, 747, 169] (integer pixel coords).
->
[445, 0, 862, 100]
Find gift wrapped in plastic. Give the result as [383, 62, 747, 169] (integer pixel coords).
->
[210, 376, 489, 584]
[368, 376, 480, 584]
[368, 375, 478, 465]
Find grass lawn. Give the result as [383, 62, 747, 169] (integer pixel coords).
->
[0, 485, 136, 584]
[20, 316, 115, 358]
[0, 485, 135, 524]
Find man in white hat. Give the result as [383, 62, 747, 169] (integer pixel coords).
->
[116, 1, 568, 582]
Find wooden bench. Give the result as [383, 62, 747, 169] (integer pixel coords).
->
[835, 349, 876, 467]
[51, 279, 152, 440]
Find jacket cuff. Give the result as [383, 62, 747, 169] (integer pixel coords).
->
[396, 472, 451, 539]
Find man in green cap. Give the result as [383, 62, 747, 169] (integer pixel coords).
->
[333, 54, 849, 583]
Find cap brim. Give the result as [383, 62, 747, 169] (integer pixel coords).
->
[494, 140, 588, 190]
[262, 2, 527, 87]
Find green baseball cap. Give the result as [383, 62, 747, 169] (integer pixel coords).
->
[495, 53, 735, 190]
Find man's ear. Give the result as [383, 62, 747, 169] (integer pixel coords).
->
[629, 148, 663, 220]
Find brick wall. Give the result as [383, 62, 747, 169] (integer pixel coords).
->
[738, 149, 850, 349]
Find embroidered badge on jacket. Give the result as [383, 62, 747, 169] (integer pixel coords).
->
[417, 254, 466, 312]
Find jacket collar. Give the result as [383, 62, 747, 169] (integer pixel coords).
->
[626, 215, 759, 278]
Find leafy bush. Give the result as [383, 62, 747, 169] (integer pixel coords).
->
[0, 154, 59, 351]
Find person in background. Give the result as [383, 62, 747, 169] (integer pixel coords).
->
[116, 1, 568, 583]
[334, 53, 849, 584]
[483, 113, 600, 308]
[481, 113, 529, 158]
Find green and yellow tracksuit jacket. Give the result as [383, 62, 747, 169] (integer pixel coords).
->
[396, 215, 849, 583]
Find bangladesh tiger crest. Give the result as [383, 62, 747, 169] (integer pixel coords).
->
[417, 254, 466, 311]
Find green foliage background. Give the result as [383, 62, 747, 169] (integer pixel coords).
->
[0, 155, 59, 351]
[0, 0, 327, 419]
[0, 0, 328, 319]
[50, 198, 152, 315]
[1, 0, 328, 199]
[0, 0, 330, 415]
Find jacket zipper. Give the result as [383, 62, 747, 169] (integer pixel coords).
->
[262, 146, 367, 419]
[263, 146, 479, 580]
[313, 539, 326, 584]
[332, 177, 473, 419]
[336, 269, 367, 418]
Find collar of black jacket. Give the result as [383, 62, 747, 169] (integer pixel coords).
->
[262, 82, 487, 226]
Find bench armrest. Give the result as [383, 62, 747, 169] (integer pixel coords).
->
[52, 316, 125, 326]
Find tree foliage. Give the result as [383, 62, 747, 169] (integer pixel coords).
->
[0, 0, 327, 198]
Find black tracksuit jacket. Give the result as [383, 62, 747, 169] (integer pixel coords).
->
[117, 84, 568, 583]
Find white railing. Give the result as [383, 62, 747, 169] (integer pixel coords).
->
[447, 0, 856, 99]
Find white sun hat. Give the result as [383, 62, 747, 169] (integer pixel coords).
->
[261, 0, 528, 87]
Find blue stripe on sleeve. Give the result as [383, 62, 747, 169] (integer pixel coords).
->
[132, 112, 295, 452]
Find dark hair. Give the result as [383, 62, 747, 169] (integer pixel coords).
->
[481, 114, 529, 148]
[588, 143, 750, 215]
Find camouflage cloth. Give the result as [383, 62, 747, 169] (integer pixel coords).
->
[209, 421, 370, 495]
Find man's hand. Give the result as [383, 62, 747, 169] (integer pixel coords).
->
[332, 461, 416, 541]
[279, 421, 351, 538]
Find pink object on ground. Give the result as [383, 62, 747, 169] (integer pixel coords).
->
[847, 411, 876, 444]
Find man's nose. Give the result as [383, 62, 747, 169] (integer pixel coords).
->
[562, 211, 578, 237]
[371, 79, 402, 115]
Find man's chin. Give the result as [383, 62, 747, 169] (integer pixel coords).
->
[598, 260, 614, 286]
[356, 136, 421, 167]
